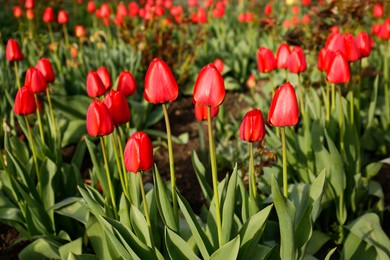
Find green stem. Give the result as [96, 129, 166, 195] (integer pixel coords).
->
[48, 23, 54, 44]
[207, 106, 222, 246]
[0, 148, 6, 170]
[63, 24, 69, 49]
[111, 133, 126, 197]
[326, 81, 330, 122]
[116, 129, 129, 193]
[384, 40, 389, 120]
[349, 87, 354, 125]
[14, 62, 21, 89]
[34, 95, 45, 144]
[45, 88, 57, 139]
[298, 73, 305, 118]
[331, 83, 336, 110]
[162, 104, 178, 223]
[249, 142, 257, 199]
[24, 115, 40, 195]
[268, 72, 276, 97]
[100, 136, 118, 218]
[281, 127, 288, 198]
[338, 85, 344, 154]
[139, 171, 155, 249]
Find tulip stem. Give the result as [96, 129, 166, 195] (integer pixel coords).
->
[111, 133, 126, 198]
[116, 129, 129, 194]
[34, 95, 45, 144]
[63, 24, 69, 49]
[384, 40, 389, 121]
[14, 62, 21, 89]
[249, 142, 257, 199]
[24, 115, 41, 196]
[139, 171, 155, 249]
[162, 104, 178, 224]
[100, 136, 118, 219]
[298, 74, 305, 118]
[281, 127, 288, 197]
[349, 87, 354, 125]
[338, 85, 344, 154]
[45, 88, 57, 139]
[331, 83, 336, 110]
[207, 107, 222, 247]
[47, 23, 54, 45]
[268, 72, 276, 97]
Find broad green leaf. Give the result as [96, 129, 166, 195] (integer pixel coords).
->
[325, 247, 337, 260]
[221, 166, 238, 245]
[165, 227, 201, 260]
[271, 176, 296, 260]
[130, 205, 152, 247]
[309, 169, 326, 222]
[66, 253, 98, 260]
[86, 216, 112, 260]
[59, 238, 83, 260]
[119, 194, 131, 227]
[52, 197, 89, 224]
[192, 151, 212, 203]
[78, 186, 105, 217]
[61, 120, 86, 147]
[366, 76, 379, 128]
[19, 238, 60, 260]
[305, 231, 330, 256]
[71, 139, 87, 170]
[40, 158, 57, 227]
[210, 235, 240, 260]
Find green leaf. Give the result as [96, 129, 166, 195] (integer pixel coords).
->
[78, 186, 105, 217]
[210, 235, 240, 260]
[59, 238, 83, 260]
[325, 247, 337, 260]
[271, 176, 296, 260]
[192, 151, 212, 203]
[238, 204, 273, 259]
[305, 231, 331, 256]
[61, 120, 86, 147]
[309, 169, 326, 222]
[165, 227, 201, 260]
[52, 197, 89, 224]
[130, 205, 152, 247]
[221, 166, 238, 245]
[177, 191, 213, 259]
[66, 253, 98, 260]
[366, 75, 379, 128]
[40, 158, 57, 226]
[71, 139, 87, 170]
[19, 238, 60, 260]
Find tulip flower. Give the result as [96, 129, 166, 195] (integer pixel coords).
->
[86, 70, 107, 98]
[25, 67, 48, 94]
[116, 3, 128, 17]
[103, 89, 131, 126]
[26, 9, 34, 20]
[75, 25, 86, 38]
[373, 3, 384, 18]
[43, 7, 55, 23]
[13, 6, 23, 18]
[288, 46, 306, 73]
[302, 14, 310, 25]
[213, 58, 224, 73]
[257, 47, 276, 73]
[194, 103, 219, 121]
[87, 1, 96, 13]
[96, 66, 112, 91]
[264, 4, 272, 15]
[379, 19, 390, 40]
[326, 51, 350, 84]
[86, 100, 114, 137]
[25, 0, 35, 9]
[36, 58, 55, 83]
[246, 74, 256, 89]
[14, 86, 37, 115]
[128, 2, 140, 17]
[117, 71, 137, 97]
[124, 132, 154, 174]
[193, 64, 225, 107]
[343, 33, 360, 62]
[276, 43, 291, 70]
[57, 10, 69, 24]
[144, 58, 178, 104]
[355, 31, 372, 58]
[6, 39, 24, 62]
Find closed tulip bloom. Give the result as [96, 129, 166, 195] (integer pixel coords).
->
[373, 3, 384, 18]
[372, 24, 381, 36]
[86, 70, 106, 98]
[14, 6, 23, 18]
[268, 82, 299, 127]
[117, 71, 137, 96]
[326, 51, 350, 84]
[379, 19, 390, 40]
[26, 9, 35, 20]
[288, 46, 306, 73]
[58, 10, 69, 24]
[75, 25, 86, 38]
[86, 100, 114, 136]
[144, 58, 178, 104]
[194, 102, 219, 121]
[246, 74, 256, 89]
[325, 32, 346, 55]
[43, 7, 55, 23]
[25, 0, 35, 9]
[103, 89, 130, 125]
[25, 67, 48, 93]
[128, 2, 139, 17]
[193, 64, 225, 107]
[87, 1, 96, 13]
[302, 14, 310, 25]
[124, 132, 154, 173]
[213, 58, 224, 73]
[117, 3, 128, 17]
[343, 33, 360, 62]
[6, 39, 24, 62]
[239, 109, 266, 142]
[257, 47, 277, 73]
[96, 66, 112, 91]
[36, 58, 55, 83]
[14, 86, 37, 115]
[100, 4, 111, 18]
[355, 31, 372, 58]
[276, 43, 291, 69]
[317, 48, 327, 71]
[264, 4, 272, 15]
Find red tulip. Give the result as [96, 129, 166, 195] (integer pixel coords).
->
[268, 82, 299, 127]
[43, 7, 55, 23]
[292, 6, 300, 15]
[75, 25, 86, 38]
[288, 46, 306, 73]
[379, 19, 390, 40]
[100, 4, 111, 18]
[86, 100, 114, 136]
[25, 67, 48, 93]
[276, 43, 291, 69]
[193, 64, 225, 107]
[326, 51, 350, 84]
[302, 14, 310, 25]
[239, 109, 266, 142]
[302, 0, 311, 6]
[87, 1, 96, 13]
[246, 74, 256, 89]
[124, 132, 154, 173]
[355, 31, 372, 58]
[325, 32, 346, 55]
[343, 33, 360, 62]
[6, 39, 24, 62]
[170, 6, 183, 17]
[26, 9, 35, 20]
[194, 102, 219, 121]
[188, 0, 198, 7]
[372, 23, 381, 36]
[264, 4, 272, 15]
[96, 66, 112, 91]
[86, 70, 106, 98]
[25, 0, 35, 9]
[116, 3, 128, 17]
[144, 58, 178, 104]
[13, 6, 23, 18]
[36, 58, 55, 83]
[213, 58, 224, 73]
[257, 47, 277, 73]
[317, 48, 327, 72]
[128, 2, 140, 17]
[373, 3, 384, 18]
[14, 86, 37, 115]
[57, 10, 69, 24]
[117, 71, 137, 96]
[103, 89, 130, 125]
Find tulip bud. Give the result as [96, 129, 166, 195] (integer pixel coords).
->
[268, 82, 299, 127]
[246, 74, 256, 89]
[13, 6, 23, 19]
[43, 7, 55, 23]
[86, 70, 106, 98]
[100, 4, 111, 18]
[129, 2, 140, 17]
[14, 86, 37, 115]
[343, 33, 360, 62]
[86, 100, 114, 137]
[194, 102, 219, 121]
[276, 43, 291, 69]
[264, 4, 272, 15]
[25, 67, 48, 93]
[57, 10, 69, 24]
[124, 132, 154, 173]
[257, 47, 277, 73]
[213, 58, 224, 73]
[103, 90, 131, 126]
[373, 3, 384, 18]
[6, 39, 24, 62]
[288, 46, 307, 74]
[239, 109, 266, 142]
[26, 9, 35, 20]
[96, 66, 112, 91]
[325, 32, 345, 55]
[87, 1, 96, 13]
[355, 31, 372, 58]
[117, 3, 128, 17]
[326, 51, 350, 84]
[36, 58, 55, 83]
[379, 19, 390, 40]
[144, 58, 178, 104]
[25, 0, 35, 9]
[193, 64, 225, 107]
[75, 25, 86, 38]
[117, 71, 137, 96]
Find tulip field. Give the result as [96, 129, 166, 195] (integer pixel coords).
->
[1, 0, 390, 259]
